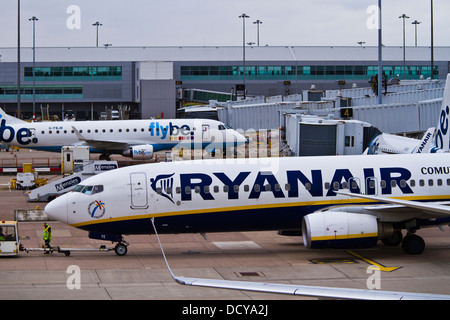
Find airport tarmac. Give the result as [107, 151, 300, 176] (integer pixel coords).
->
[1, 149, 450, 301]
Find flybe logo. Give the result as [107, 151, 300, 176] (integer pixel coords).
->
[0, 116, 38, 145]
[149, 122, 193, 140]
[153, 167, 414, 203]
[434, 105, 449, 151]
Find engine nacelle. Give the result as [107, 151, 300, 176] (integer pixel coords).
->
[122, 145, 154, 159]
[302, 211, 380, 249]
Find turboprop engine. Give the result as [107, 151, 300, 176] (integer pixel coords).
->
[122, 145, 154, 159]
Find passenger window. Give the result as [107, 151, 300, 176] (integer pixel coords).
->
[437, 179, 443, 186]
[419, 180, 425, 187]
[380, 180, 386, 189]
[244, 185, 250, 192]
[400, 180, 407, 188]
[428, 179, 434, 187]
[410, 179, 416, 187]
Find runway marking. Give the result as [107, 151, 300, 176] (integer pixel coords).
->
[212, 241, 262, 250]
[345, 250, 402, 272]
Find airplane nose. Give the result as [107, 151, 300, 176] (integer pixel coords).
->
[44, 195, 68, 224]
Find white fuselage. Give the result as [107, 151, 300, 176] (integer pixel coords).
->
[0, 117, 246, 155]
[45, 153, 450, 235]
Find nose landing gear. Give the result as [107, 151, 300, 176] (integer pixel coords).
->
[88, 231, 129, 256]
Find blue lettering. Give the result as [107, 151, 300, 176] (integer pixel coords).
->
[380, 167, 413, 194]
[0, 120, 36, 145]
[249, 171, 285, 199]
[213, 172, 250, 199]
[0, 119, 14, 143]
[326, 169, 360, 196]
[17, 128, 31, 145]
[180, 173, 214, 201]
[287, 170, 323, 197]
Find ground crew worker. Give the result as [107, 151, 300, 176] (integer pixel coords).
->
[43, 223, 52, 253]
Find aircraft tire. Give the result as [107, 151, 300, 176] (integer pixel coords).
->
[114, 243, 128, 256]
[381, 231, 403, 247]
[401, 234, 425, 255]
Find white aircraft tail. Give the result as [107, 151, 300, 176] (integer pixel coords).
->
[0, 107, 26, 124]
[432, 74, 450, 152]
[414, 127, 435, 153]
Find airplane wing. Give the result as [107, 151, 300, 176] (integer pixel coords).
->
[71, 126, 130, 150]
[149, 218, 450, 300]
[174, 275, 450, 300]
[334, 191, 450, 216]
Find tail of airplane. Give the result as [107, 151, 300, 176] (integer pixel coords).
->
[0, 107, 26, 124]
[414, 127, 435, 153]
[432, 74, 450, 152]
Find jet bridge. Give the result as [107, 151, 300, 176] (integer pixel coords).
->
[280, 111, 376, 156]
[25, 160, 118, 202]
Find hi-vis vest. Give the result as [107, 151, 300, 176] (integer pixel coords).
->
[43, 225, 52, 241]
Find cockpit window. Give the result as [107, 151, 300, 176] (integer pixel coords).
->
[73, 185, 84, 192]
[218, 124, 232, 130]
[73, 184, 104, 195]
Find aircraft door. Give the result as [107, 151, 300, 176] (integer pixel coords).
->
[202, 125, 211, 142]
[130, 172, 148, 209]
[365, 177, 378, 195]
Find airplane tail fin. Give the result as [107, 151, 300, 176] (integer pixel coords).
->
[433, 74, 450, 151]
[414, 127, 435, 153]
[0, 107, 26, 124]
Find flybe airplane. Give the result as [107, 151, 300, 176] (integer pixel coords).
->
[366, 73, 450, 155]
[0, 108, 246, 159]
[45, 153, 450, 257]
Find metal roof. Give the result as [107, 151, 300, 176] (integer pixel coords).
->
[0, 46, 449, 63]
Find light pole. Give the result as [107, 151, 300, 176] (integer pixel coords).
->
[239, 13, 249, 98]
[377, 0, 383, 103]
[92, 21, 102, 47]
[17, 0, 21, 118]
[411, 20, 421, 47]
[399, 13, 410, 79]
[253, 19, 262, 47]
[431, 0, 434, 79]
[29, 16, 38, 121]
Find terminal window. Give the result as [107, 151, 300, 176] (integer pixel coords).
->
[24, 66, 122, 81]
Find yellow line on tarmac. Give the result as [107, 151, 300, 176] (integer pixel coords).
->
[345, 250, 402, 272]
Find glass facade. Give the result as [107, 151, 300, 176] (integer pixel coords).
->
[24, 66, 122, 81]
[180, 65, 438, 81]
[0, 85, 83, 100]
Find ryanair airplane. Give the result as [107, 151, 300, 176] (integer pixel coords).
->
[0, 108, 246, 159]
[45, 153, 450, 257]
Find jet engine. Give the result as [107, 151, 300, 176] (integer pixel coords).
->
[302, 211, 393, 249]
[122, 145, 154, 159]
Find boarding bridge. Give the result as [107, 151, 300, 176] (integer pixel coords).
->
[280, 111, 377, 156]
[25, 160, 118, 202]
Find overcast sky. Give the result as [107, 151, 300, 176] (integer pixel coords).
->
[1, 0, 449, 48]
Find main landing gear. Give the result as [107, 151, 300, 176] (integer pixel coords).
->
[381, 230, 425, 255]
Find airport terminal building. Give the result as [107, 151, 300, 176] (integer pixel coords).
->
[0, 45, 447, 120]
